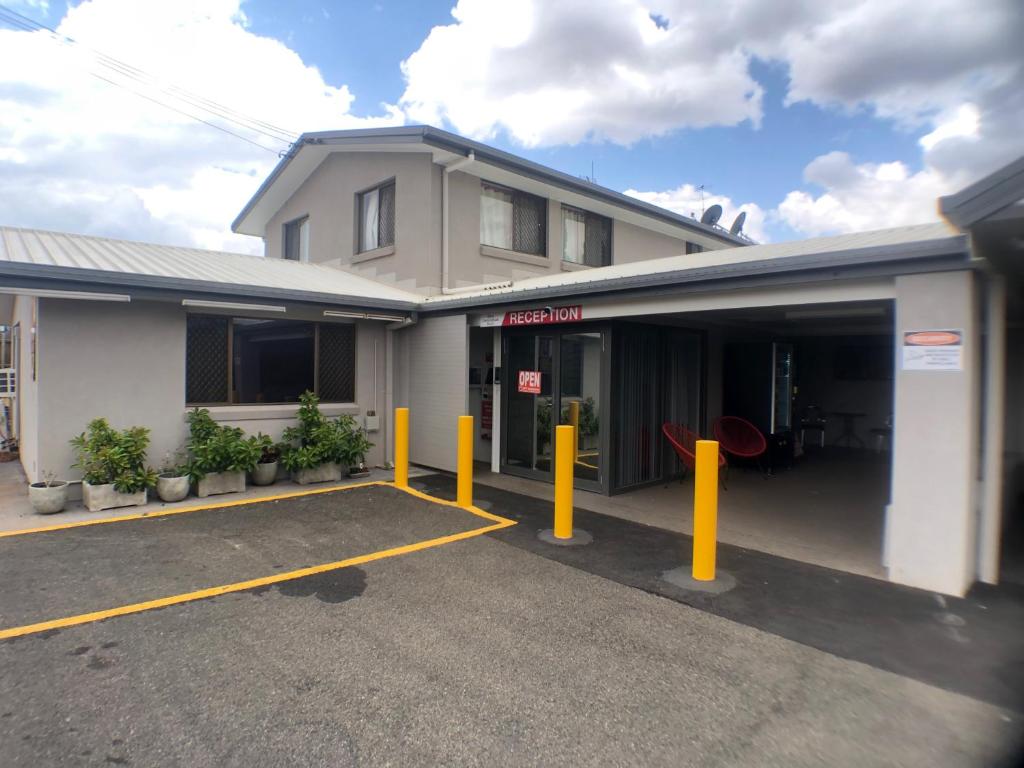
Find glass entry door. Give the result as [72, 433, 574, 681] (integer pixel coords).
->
[502, 328, 606, 492]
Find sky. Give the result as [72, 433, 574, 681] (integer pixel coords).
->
[0, 0, 1021, 254]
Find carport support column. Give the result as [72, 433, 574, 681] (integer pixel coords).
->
[887, 271, 979, 596]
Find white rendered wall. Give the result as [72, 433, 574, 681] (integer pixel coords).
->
[887, 271, 980, 595]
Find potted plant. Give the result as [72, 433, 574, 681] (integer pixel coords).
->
[250, 434, 281, 487]
[156, 449, 190, 503]
[348, 428, 373, 478]
[28, 471, 69, 514]
[280, 392, 373, 485]
[186, 409, 261, 498]
[70, 418, 158, 512]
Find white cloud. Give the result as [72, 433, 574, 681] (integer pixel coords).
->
[400, 0, 763, 147]
[0, 0, 402, 252]
[624, 184, 766, 242]
[775, 151, 951, 236]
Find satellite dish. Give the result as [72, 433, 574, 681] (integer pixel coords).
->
[729, 211, 747, 235]
[700, 204, 723, 226]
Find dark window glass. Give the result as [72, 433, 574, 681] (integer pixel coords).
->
[186, 315, 229, 404]
[686, 241, 704, 255]
[232, 319, 314, 404]
[561, 337, 583, 397]
[185, 316, 356, 405]
[318, 323, 356, 402]
[284, 216, 308, 261]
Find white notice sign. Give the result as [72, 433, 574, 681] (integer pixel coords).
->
[901, 329, 963, 371]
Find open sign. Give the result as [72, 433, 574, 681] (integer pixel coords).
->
[517, 370, 542, 394]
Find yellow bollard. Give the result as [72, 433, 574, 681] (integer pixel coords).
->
[692, 439, 719, 581]
[394, 407, 409, 489]
[568, 400, 580, 462]
[554, 424, 575, 539]
[457, 414, 473, 508]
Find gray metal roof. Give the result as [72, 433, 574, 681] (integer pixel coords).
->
[940, 155, 1024, 230]
[0, 227, 422, 310]
[421, 223, 969, 310]
[231, 125, 748, 246]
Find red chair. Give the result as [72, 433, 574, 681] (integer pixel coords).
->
[661, 423, 727, 485]
[713, 416, 767, 474]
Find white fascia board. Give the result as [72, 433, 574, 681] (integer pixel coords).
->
[456, 160, 730, 250]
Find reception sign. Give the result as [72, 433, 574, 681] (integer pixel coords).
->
[479, 305, 582, 327]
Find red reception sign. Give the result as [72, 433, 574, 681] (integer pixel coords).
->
[480, 305, 582, 327]
[517, 370, 542, 394]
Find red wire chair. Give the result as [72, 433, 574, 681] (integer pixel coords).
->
[712, 416, 767, 474]
[661, 423, 727, 486]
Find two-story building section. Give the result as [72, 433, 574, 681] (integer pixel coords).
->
[1, 129, 1021, 600]
[230, 126, 747, 294]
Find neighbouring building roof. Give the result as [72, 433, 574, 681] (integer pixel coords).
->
[0, 227, 422, 310]
[421, 222, 969, 309]
[940, 154, 1024, 230]
[230, 125, 749, 246]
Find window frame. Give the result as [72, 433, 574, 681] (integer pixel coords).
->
[356, 178, 396, 255]
[480, 181, 548, 258]
[560, 204, 612, 267]
[282, 215, 310, 262]
[185, 313, 357, 407]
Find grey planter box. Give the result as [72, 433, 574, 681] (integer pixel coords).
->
[156, 474, 190, 503]
[292, 462, 343, 485]
[196, 470, 246, 498]
[250, 461, 279, 487]
[29, 481, 69, 514]
[82, 482, 147, 513]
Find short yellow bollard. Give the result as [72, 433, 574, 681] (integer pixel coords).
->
[554, 424, 575, 539]
[568, 400, 580, 462]
[457, 415, 473, 508]
[692, 439, 719, 581]
[394, 407, 409, 489]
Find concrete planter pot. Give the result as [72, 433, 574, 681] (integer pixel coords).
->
[196, 470, 246, 498]
[83, 482, 147, 513]
[156, 474, 190, 503]
[29, 481, 69, 514]
[251, 461, 278, 487]
[292, 462, 343, 485]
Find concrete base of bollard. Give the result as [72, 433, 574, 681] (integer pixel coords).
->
[538, 528, 593, 547]
[661, 567, 737, 594]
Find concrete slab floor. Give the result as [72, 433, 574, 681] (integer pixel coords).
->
[0, 460, 434, 534]
[475, 449, 888, 579]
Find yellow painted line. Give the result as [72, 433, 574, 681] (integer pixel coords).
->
[0, 480, 387, 539]
[0, 482, 517, 640]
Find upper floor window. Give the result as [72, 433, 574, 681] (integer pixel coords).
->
[283, 216, 309, 261]
[481, 183, 546, 256]
[562, 206, 611, 267]
[686, 242, 704, 255]
[186, 315, 355, 405]
[358, 181, 395, 253]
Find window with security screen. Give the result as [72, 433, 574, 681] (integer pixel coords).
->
[357, 181, 396, 253]
[481, 182, 547, 256]
[185, 315, 356, 405]
[561, 205, 611, 267]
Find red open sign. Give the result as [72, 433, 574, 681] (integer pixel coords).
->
[517, 370, 542, 394]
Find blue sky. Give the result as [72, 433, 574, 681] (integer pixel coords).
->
[1, 0, 1019, 251]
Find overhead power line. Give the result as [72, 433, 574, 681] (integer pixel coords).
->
[0, 4, 300, 154]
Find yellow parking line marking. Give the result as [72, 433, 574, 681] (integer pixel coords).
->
[0, 480, 388, 539]
[0, 486, 516, 640]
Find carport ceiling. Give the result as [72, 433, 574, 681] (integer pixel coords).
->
[638, 300, 894, 336]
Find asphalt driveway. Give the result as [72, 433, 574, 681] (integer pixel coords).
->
[0, 484, 1020, 766]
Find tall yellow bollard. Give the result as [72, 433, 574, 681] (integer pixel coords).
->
[568, 400, 580, 462]
[554, 424, 575, 539]
[692, 439, 719, 581]
[394, 407, 409, 489]
[457, 415, 473, 508]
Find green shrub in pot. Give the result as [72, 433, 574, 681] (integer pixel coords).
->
[70, 418, 158, 494]
[185, 409, 261, 494]
[280, 392, 373, 483]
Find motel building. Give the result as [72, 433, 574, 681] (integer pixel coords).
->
[0, 127, 1021, 598]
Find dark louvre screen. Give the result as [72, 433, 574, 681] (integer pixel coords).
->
[318, 323, 356, 402]
[584, 214, 611, 266]
[513, 192, 546, 255]
[186, 315, 229, 404]
[378, 183, 395, 248]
